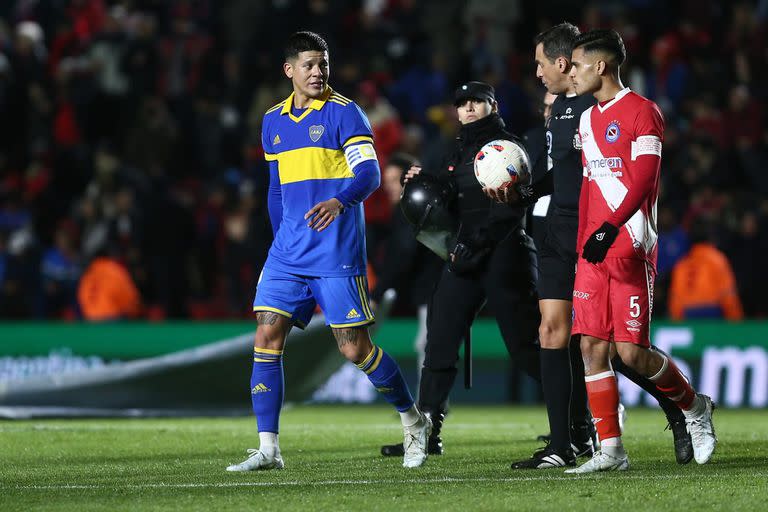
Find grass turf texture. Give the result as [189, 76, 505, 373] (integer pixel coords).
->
[1, 406, 766, 511]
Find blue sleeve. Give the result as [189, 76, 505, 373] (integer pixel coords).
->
[334, 101, 379, 208]
[267, 161, 282, 235]
[338, 102, 374, 143]
[335, 158, 380, 208]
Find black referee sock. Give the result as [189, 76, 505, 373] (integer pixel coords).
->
[569, 335, 591, 425]
[611, 352, 685, 423]
[540, 347, 572, 453]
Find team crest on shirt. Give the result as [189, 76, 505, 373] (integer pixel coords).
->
[573, 132, 582, 150]
[309, 125, 325, 142]
[605, 121, 620, 143]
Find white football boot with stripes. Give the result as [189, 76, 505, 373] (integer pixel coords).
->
[685, 394, 717, 464]
[403, 413, 432, 468]
[564, 450, 629, 474]
[226, 448, 284, 472]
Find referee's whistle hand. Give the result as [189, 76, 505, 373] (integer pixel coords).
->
[403, 165, 422, 183]
[305, 198, 343, 232]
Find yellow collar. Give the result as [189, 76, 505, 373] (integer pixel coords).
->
[281, 86, 333, 121]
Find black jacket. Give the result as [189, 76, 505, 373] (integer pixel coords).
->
[430, 112, 528, 244]
[371, 207, 442, 308]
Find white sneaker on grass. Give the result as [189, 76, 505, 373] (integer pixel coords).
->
[686, 394, 717, 464]
[564, 450, 629, 474]
[226, 448, 284, 472]
[403, 413, 432, 468]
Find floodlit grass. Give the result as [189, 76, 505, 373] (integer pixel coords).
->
[1, 406, 766, 511]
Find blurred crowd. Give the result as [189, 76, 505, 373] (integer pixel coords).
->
[0, 0, 766, 320]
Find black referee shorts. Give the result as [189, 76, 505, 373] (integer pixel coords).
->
[538, 208, 578, 301]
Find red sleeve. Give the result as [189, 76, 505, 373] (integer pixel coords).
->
[606, 101, 663, 227]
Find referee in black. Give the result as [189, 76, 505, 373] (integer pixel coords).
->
[487, 23, 693, 467]
[381, 81, 542, 456]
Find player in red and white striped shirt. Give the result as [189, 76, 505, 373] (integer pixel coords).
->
[565, 29, 717, 474]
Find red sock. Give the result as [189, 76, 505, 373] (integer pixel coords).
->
[585, 371, 622, 442]
[650, 355, 695, 410]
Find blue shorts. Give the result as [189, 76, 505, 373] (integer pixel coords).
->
[253, 266, 375, 329]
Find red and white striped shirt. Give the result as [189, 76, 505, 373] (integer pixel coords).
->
[577, 88, 663, 268]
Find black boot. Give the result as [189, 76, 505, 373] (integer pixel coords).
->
[380, 408, 445, 456]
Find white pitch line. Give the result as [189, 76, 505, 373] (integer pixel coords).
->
[5, 473, 764, 491]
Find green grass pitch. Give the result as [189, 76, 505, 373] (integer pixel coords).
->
[2, 406, 767, 511]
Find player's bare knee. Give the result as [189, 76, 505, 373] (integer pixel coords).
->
[616, 343, 660, 376]
[333, 327, 373, 363]
[538, 320, 568, 349]
[254, 312, 289, 350]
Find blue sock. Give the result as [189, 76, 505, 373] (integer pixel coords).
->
[251, 348, 284, 433]
[357, 345, 415, 412]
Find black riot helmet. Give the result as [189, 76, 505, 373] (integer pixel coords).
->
[400, 173, 458, 260]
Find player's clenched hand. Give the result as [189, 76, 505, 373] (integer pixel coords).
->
[403, 165, 422, 183]
[483, 183, 519, 204]
[582, 221, 619, 263]
[305, 198, 344, 232]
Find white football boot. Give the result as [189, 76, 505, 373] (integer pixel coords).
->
[402, 413, 432, 468]
[564, 450, 629, 474]
[685, 394, 717, 464]
[226, 448, 284, 472]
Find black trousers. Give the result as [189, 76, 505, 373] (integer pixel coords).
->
[419, 230, 542, 412]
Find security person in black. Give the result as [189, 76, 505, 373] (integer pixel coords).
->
[381, 81, 542, 457]
[487, 23, 693, 467]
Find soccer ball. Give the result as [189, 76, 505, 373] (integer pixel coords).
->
[473, 139, 531, 189]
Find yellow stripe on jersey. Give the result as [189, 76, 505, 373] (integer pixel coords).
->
[328, 99, 351, 107]
[265, 101, 286, 114]
[264, 152, 278, 161]
[343, 135, 374, 147]
[331, 92, 352, 103]
[275, 146, 354, 184]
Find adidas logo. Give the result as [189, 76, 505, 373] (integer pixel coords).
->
[251, 383, 271, 394]
[346, 308, 361, 319]
[273, 134, 281, 145]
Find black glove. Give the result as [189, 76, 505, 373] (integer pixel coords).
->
[582, 222, 619, 263]
[448, 240, 491, 276]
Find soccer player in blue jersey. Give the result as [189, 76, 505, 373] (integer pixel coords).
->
[226, 31, 431, 471]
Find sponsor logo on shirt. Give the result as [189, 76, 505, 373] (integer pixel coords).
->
[605, 121, 621, 143]
[586, 157, 624, 180]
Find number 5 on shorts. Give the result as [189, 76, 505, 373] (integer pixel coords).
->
[629, 295, 640, 318]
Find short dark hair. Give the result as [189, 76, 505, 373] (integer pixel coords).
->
[573, 29, 626, 67]
[284, 31, 328, 61]
[534, 22, 580, 62]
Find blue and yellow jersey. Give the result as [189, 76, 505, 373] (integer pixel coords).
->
[262, 86, 378, 277]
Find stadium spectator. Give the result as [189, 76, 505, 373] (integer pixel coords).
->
[0, 0, 765, 320]
[668, 218, 744, 321]
[77, 248, 142, 321]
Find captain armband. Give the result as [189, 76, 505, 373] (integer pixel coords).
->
[631, 135, 662, 160]
[344, 143, 378, 171]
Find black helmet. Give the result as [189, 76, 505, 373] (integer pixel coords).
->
[400, 173, 458, 260]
